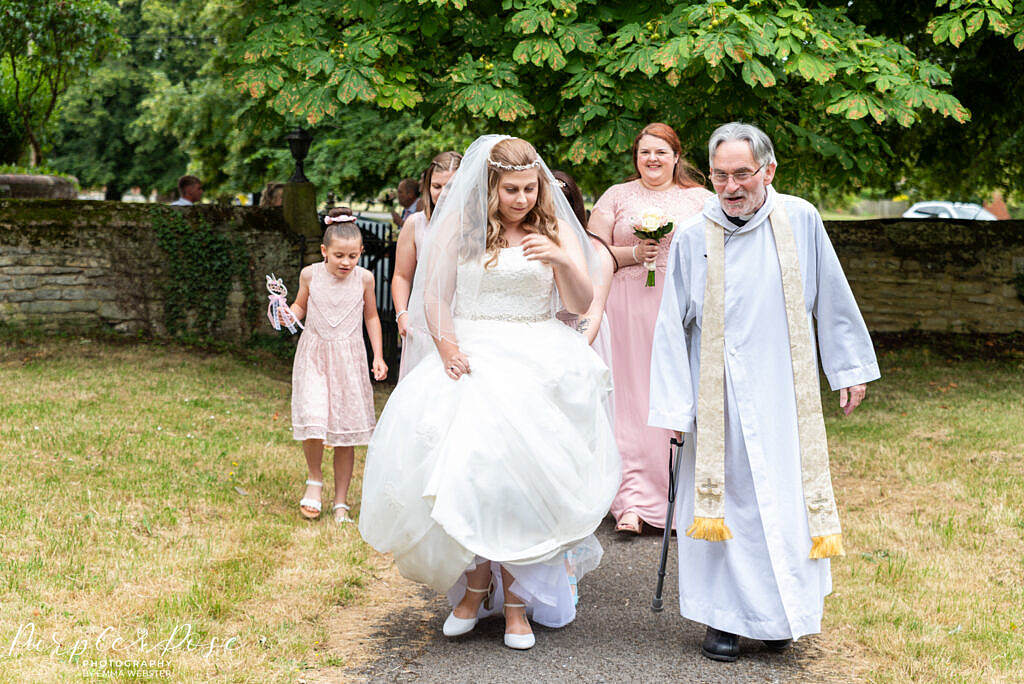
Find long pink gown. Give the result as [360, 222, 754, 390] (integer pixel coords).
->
[591, 179, 712, 528]
[291, 262, 376, 446]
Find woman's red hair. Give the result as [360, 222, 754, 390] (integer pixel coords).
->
[628, 123, 705, 188]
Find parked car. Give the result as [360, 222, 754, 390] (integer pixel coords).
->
[901, 201, 997, 220]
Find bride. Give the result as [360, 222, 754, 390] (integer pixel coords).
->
[359, 135, 620, 650]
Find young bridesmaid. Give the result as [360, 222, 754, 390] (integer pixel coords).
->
[285, 208, 387, 522]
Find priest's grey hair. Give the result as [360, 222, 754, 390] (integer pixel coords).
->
[708, 122, 777, 168]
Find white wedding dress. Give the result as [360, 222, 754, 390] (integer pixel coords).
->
[359, 245, 620, 627]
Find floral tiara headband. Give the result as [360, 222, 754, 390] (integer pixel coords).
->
[487, 158, 541, 172]
[324, 214, 357, 225]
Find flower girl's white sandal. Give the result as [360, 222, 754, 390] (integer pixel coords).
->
[442, 581, 493, 637]
[502, 603, 535, 650]
[333, 502, 353, 523]
[299, 480, 323, 520]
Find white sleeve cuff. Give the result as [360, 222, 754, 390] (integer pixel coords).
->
[825, 362, 881, 391]
[648, 410, 695, 433]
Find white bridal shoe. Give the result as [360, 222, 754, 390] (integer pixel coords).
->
[442, 582, 493, 637]
[502, 603, 535, 650]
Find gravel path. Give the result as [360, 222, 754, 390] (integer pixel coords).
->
[350, 519, 830, 682]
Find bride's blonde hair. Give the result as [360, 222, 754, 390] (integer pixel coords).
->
[485, 138, 559, 268]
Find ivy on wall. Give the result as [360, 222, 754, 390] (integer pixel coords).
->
[151, 208, 245, 338]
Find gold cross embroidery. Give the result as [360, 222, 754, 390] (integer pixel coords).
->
[697, 477, 724, 504]
[808, 493, 831, 514]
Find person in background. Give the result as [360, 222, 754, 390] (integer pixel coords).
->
[170, 175, 203, 206]
[122, 186, 147, 203]
[260, 181, 285, 208]
[391, 178, 420, 228]
[392, 150, 463, 380]
[588, 122, 712, 535]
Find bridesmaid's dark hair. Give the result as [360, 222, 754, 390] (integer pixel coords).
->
[552, 169, 618, 272]
[628, 122, 705, 188]
[551, 170, 588, 228]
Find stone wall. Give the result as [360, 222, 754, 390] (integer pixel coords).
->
[0, 201, 1022, 338]
[0, 199, 305, 342]
[829, 218, 1024, 333]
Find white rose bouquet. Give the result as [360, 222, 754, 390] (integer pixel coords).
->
[632, 210, 673, 287]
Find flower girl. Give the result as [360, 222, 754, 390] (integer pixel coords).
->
[286, 208, 387, 522]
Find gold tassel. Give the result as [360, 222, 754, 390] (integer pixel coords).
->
[686, 517, 733, 542]
[809, 534, 845, 559]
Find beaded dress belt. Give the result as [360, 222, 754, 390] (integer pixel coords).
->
[457, 312, 552, 323]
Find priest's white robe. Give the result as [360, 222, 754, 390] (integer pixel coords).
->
[648, 186, 880, 640]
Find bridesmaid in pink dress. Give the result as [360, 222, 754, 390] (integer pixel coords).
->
[392, 151, 462, 380]
[589, 123, 712, 534]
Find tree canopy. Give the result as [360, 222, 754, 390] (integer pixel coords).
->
[30, 0, 1024, 203]
[844, 0, 1024, 200]
[0, 0, 124, 166]
[222, 0, 989, 198]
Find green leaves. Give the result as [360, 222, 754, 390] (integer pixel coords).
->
[513, 37, 567, 69]
[557, 23, 601, 54]
[794, 53, 836, 84]
[333, 65, 379, 104]
[508, 7, 555, 35]
[741, 58, 776, 88]
[928, 0, 1024, 49]
[0, 0, 124, 165]
[46, 0, 1024, 204]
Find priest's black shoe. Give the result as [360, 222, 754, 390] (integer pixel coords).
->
[700, 626, 739, 662]
[762, 638, 792, 653]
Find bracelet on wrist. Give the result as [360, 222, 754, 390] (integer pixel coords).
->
[632, 244, 639, 263]
[396, 310, 408, 321]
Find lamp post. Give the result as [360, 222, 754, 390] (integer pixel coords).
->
[281, 126, 321, 266]
[285, 127, 313, 183]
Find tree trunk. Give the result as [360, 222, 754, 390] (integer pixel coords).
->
[27, 131, 42, 168]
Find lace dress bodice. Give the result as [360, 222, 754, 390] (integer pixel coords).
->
[305, 263, 366, 340]
[454, 246, 555, 323]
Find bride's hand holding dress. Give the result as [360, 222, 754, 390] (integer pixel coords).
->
[437, 337, 471, 380]
[521, 226, 592, 315]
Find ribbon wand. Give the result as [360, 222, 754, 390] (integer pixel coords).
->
[652, 435, 685, 612]
[265, 273, 303, 334]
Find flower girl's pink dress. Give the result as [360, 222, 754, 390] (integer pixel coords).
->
[291, 262, 375, 446]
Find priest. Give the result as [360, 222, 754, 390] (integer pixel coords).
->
[648, 122, 880, 661]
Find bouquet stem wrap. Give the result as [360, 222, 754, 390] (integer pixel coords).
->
[633, 211, 673, 288]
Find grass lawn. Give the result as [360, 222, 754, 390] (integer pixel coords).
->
[819, 346, 1024, 683]
[0, 332, 1021, 682]
[0, 333, 389, 682]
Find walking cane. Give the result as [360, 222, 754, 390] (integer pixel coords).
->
[651, 435, 685, 612]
